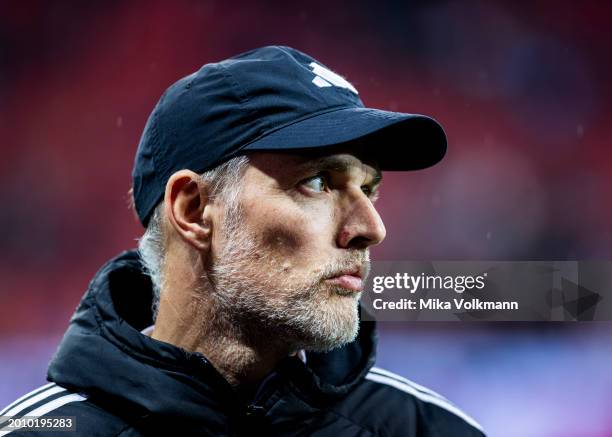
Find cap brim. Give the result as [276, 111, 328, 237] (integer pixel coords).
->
[241, 107, 447, 171]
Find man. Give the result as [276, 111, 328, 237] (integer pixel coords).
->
[1, 46, 484, 436]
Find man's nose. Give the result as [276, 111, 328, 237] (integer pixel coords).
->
[336, 191, 387, 249]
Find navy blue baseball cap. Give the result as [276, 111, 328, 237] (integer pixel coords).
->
[132, 45, 447, 226]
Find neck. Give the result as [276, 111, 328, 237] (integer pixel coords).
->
[151, 271, 292, 387]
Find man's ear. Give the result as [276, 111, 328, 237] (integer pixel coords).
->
[163, 170, 212, 252]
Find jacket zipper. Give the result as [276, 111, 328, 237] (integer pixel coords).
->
[244, 370, 278, 417]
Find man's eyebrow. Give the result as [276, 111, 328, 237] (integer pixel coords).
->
[299, 156, 382, 185]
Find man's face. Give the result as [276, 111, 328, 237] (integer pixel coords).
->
[208, 151, 386, 352]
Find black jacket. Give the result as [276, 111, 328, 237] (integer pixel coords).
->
[1, 250, 485, 436]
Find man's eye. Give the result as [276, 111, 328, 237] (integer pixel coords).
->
[302, 175, 328, 192]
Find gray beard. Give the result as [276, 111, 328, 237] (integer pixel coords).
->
[206, 208, 368, 352]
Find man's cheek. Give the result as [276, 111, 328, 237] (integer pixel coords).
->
[248, 199, 332, 260]
[261, 223, 305, 254]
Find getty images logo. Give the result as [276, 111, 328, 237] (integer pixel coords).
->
[310, 62, 359, 95]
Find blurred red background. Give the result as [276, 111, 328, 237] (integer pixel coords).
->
[1, 1, 611, 435]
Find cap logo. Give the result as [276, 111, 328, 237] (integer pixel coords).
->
[310, 62, 359, 95]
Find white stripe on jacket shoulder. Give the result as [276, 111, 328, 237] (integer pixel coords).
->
[0, 383, 57, 416]
[366, 367, 484, 433]
[0, 382, 86, 436]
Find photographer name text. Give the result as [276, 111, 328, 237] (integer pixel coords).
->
[372, 297, 519, 311]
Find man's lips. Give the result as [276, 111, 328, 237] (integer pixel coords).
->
[325, 270, 363, 292]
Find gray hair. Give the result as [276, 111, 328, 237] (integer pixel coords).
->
[137, 155, 250, 320]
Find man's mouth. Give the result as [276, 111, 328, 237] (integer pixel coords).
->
[325, 268, 363, 292]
